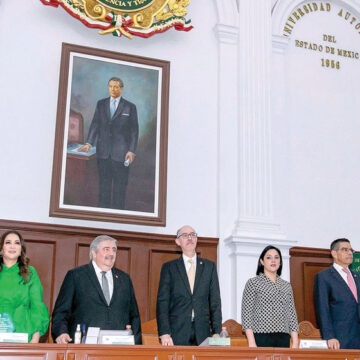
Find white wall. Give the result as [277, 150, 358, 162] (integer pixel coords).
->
[272, 0, 360, 249]
[0, 0, 220, 236]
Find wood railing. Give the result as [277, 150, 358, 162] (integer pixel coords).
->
[1, 343, 360, 360]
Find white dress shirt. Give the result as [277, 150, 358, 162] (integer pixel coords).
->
[333, 262, 355, 285]
[92, 261, 114, 300]
[182, 253, 197, 273]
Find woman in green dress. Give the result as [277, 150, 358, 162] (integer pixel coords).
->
[0, 230, 49, 342]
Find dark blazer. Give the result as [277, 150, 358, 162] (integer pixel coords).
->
[87, 97, 139, 161]
[51, 263, 141, 344]
[156, 256, 222, 345]
[314, 266, 360, 349]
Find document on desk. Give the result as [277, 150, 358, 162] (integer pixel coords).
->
[99, 330, 135, 345]
[199, 337, 230, 346]
[299, 339, 328, 349]
[67, 143, 97, 156]
[0, 333, 28, 343]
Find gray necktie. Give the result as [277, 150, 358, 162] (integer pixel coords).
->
[110, 99, 117, 117]
[101, 271, 110, 305]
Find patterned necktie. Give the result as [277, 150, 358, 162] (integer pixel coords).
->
[110, 99, 117, 118]
[342, 268, 358, 302]
[187, 259, 195, 294]
[101, 271, 111, 305]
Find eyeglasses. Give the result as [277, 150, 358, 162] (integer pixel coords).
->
[177, 232, 197, 240]
[338, 247, 355, 254]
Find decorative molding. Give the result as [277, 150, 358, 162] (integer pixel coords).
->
[0, 218, 218, 247]
[214, 24, 239, 44]
[272, 34, 290, 54]
[290, 246, 331, 258]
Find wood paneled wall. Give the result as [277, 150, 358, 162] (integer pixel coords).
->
[2, 219, 338, 338]
[0, 219, 218, 327]
[290, 246, 332, 327]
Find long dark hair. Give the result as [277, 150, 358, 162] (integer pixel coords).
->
[256, 245, 283, 276]
[0, 230, 31, 282]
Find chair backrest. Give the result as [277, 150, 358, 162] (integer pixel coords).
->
[68, 110, 84, 143]
[222, 319, 246, 338]
[142, 318, 158, 334]
[298, 320, 322, 339]
[141, 318, 160, 345]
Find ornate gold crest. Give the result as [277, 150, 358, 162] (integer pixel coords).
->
[40, 0, 193, 39]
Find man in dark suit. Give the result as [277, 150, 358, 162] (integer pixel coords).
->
[78, 77, 139, 209]
[156, 225, 222, 346]
[52, 235, 141, 344]
[314, 238, 360, 349]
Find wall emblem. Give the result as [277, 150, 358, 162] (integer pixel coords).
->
[40, 0, 193, 39]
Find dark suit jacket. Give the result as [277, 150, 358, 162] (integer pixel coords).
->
[51, 263, 141, 344]
[87, 97, 139, 162]
[314, 266, 360, 349]
[156, 256, 222, 345]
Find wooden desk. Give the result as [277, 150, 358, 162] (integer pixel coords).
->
[64, 152, 98, 207]
[0, 343, 67, 360]
[1, 343, 360, 360]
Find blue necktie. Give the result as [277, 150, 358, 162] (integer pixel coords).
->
[110, 99, 117, 118]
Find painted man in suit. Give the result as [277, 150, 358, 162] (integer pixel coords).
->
[52, 235, 141, 344]
[314, 238, 360, 349]
[78, 77, 139, 210]
[156, 225, 222, 346]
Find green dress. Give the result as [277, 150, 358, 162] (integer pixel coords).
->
[0, 263, 49, 342]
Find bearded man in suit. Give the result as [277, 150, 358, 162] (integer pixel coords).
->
[52, 235, 141, 344]
[156, 225, 222, 346]
[78, 77, 139, 210]
[314, 238, 360, 349]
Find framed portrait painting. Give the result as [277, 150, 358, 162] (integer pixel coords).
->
[50, 43, 169, 226]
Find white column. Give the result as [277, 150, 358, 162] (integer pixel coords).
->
[214, 18, 239, 239]
[214, 0, 239, 322]
[271, 35, 291, 228]
[226, 0, 296, 321]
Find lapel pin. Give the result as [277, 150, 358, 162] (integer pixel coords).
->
[115, 275, 118, 279]
[200, 261, 203, 265]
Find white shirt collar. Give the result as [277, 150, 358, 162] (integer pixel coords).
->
[183, 253, 197, 263]
[333, 262, 353, 284]
[182, 253, 197, 272]
[92, 260, 111, 275]
[333, 262, 349, 272]
[111, 96, 121, 104]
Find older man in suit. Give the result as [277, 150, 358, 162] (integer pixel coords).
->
[314, 238, 360, 349]
[78, 77, 139, 210]
[52, 235, 141, 344]
[156, 225, 222, 346]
